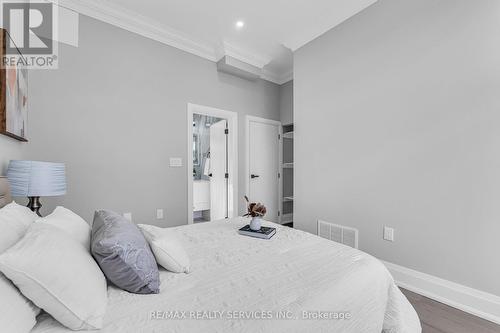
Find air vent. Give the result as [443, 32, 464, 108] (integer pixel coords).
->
[317, 220, 359, 249]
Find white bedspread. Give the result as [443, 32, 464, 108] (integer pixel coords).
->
[32, 218, 421, 333]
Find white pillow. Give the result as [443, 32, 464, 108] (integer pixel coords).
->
[138, 224, 191, 273]
[37, 206, 91, 250]
[0, 223, 108, 330]
[0, 202, 40, 333]
[0, 202, 38, 253]
[0, 274, 40, 333]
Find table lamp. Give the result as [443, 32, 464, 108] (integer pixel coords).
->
[6, 160, 66, 216]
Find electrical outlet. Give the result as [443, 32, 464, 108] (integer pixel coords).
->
[123, 212, 132, 222]
[156, 209, 164, 219]
[383, 226, 394, 242]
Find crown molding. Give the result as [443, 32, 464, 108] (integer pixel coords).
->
[261, 68, 293, 85]
[54, 0, 218, 61]
[51, 0, 290, 84]
[279, 69, 294, 85]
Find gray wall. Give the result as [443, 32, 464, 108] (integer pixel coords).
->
[0, 136, 25, 173]
[279, 80, 293, 125]
[294, 0, 500, 296]
[20, 15, 280, 225]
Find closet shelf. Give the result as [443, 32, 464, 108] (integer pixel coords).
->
[283, 162, 294, 168]
[283, 131, 294, 139]
[283, 196, 294, 202]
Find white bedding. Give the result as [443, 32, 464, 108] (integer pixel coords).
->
[32, 218, 420, 333]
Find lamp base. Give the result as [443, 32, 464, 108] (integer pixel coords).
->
[27, 196, 42, 217]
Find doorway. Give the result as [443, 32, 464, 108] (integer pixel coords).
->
[187, 104, 238, 224]
[245, 116, 282, 223]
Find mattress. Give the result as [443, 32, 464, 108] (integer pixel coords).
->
[32, 217, 421, 333]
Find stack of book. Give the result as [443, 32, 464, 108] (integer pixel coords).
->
[238, 225, 276, 239]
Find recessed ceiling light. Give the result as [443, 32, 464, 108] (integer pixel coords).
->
[235, 21, 245, 29]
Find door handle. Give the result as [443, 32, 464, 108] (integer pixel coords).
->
[251, 174, 260, 179]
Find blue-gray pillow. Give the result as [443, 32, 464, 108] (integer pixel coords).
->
[91, 210, 159, 294]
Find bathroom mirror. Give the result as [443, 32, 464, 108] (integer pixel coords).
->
[193, 133, 200, 166]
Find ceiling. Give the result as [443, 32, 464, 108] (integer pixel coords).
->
[57, 0, 377, 84]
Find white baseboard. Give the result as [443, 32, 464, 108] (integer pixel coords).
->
[383, 261, 500, 325]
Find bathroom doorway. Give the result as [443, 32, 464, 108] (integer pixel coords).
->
[187, 104, 238, 224]
[192, 114, 226, 222]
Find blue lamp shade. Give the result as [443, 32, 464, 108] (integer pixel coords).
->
[6, 160, 67, 197]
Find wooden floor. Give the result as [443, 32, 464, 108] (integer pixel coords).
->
[401, 288, 500, 333]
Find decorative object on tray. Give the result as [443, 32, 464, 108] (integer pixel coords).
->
[6, 160, 67, 216]
[238, 224, 276, 239]
[243, 195, 267, 231]
[0, 29, 29, 142]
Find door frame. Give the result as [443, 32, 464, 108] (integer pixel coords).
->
[187, 103, 238, 224]
[245, 115, 283, 224]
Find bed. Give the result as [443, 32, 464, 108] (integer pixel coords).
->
[0, 178, 421, 332]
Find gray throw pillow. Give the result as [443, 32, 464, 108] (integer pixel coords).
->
[91, 210, 160, 294]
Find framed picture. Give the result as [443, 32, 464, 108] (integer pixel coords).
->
[0, 28, 28, 142]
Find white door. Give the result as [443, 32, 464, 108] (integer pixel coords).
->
[209, 120, 228, 220]
[248, 119, 281, 222]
